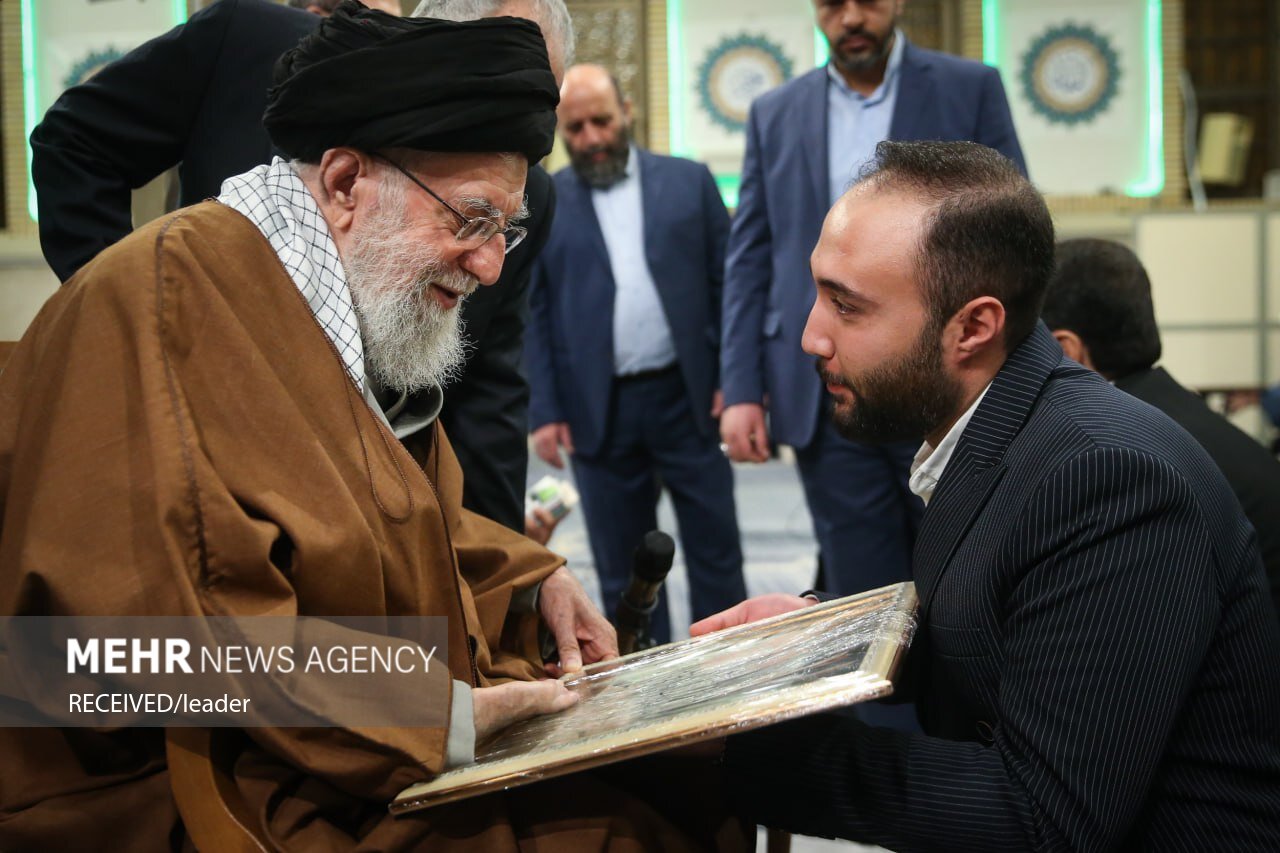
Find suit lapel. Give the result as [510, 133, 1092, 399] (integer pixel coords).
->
[557, 170, 616, 358]
[912, 464, 1006, 619]
[562, 171, 612, 274]
[795, 68, 829, 217]
[889, 41, 936, 141]
[912, 325, 1068, 617]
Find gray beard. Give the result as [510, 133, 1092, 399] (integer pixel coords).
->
[343, 205, 476, 395]
[570, 129, 632, 190]
[832, 29, 895, 75]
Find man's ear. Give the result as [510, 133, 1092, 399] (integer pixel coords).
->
[951, 296, 1005, 363]
[312, 148, 368, 237]
[1051, 328, 1095, 371]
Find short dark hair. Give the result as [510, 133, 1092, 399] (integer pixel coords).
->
[856, 141, 1055, 350]
[1041, 239, 1161, 378]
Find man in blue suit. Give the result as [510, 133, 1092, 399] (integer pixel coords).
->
[720, 0, 1026, 598]
[526, 65, 746, 644]
[696, 141, 1280, 850]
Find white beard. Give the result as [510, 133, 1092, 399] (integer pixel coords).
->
[343, 196, 477, 394]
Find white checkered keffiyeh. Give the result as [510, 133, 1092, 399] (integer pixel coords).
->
[218, 157, 364, 389]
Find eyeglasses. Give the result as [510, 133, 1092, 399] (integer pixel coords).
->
[373, 153, 527, 255]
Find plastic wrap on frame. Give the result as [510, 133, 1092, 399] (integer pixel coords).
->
[392, 582, 918, 814]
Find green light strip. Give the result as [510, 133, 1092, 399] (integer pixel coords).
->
[1125, 0, 1165, 196]
[813, 26, 828, 67]
[22, 0, 188, 224]
[982, 0, 1000, 67]
[21, 0, 39, 222]
[666, 0, 688, 157]
[715, 173, 740, 209]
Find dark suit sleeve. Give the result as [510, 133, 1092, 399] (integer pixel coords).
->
[726, 448, 1220, 851]
[439, 172, 556, 532]
[976, 67, 1028, 177]
[719, 104, 773, 407]
[701, 164, 730, 391]
[30, 0, 237, 282]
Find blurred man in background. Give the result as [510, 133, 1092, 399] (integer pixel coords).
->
[1043, 237, 1280, 618]
[526, 65, 746, 643]
[720, 0, 1025, 602]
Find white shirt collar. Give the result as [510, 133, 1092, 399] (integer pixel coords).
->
[908, 383, 992, 505]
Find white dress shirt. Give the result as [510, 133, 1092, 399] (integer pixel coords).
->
[827, 29, 906, 206]
[590, 147, 678, 375]
[909, 384, 992, 505]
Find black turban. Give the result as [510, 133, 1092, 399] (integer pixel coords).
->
[264, 0, 558, 163]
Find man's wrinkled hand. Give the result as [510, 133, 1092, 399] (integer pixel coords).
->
[539, 566, 618, 676]
[473, 680, 577, 743]
[689, 593, 813, 636]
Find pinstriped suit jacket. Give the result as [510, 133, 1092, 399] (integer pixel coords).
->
[727, 324, 1280, 851]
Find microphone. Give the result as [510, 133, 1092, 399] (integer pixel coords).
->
[614, 530, 675, 655]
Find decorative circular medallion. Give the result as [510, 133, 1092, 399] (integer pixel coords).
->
[1019, 24, 1120, 126]
[696, 34, 793, 133]
[64, 47, 126, 88]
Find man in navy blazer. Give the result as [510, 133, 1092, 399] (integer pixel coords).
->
[695, 141, 1280, 850]
[526, 65, 745, 643]
[1043, 238, 1280, 621]
[720, 0, 1026, 600]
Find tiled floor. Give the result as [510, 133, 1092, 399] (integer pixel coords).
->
[528, 450, 885, 853]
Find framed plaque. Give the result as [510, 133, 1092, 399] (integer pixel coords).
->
[392, 582, 917, 814]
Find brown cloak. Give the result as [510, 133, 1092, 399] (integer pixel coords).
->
[0, 204, 720, 851]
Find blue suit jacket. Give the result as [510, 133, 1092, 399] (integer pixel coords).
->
[721, 43, 1026, 448]
[526, 150, 729, 458]
[728, 325, 1280, 849]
